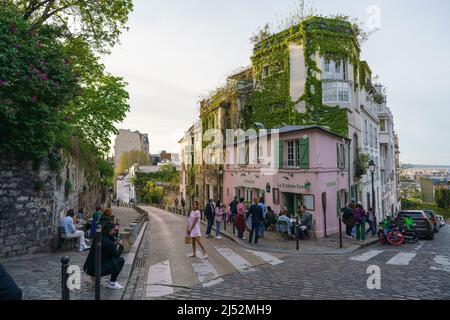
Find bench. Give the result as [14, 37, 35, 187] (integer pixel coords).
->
[56, 226, 77, 251]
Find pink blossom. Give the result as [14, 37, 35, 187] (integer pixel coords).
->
[0, 80, 7, 87]
[31, 96, 38, 103]
[10, 25, 17, 34]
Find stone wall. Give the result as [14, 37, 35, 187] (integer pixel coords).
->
[0, 155, 102, 259]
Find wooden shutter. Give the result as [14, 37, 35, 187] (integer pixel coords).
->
[336, 143, 341, 168]
[300, 138, 309, 169]
[337, 191, 342, 215]
[275, 140, 284, 169]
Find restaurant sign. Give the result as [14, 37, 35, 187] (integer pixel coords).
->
[277, 181, 311, 191]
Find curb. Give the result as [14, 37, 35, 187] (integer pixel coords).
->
[118, 218, 149, 300]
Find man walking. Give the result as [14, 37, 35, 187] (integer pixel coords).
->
[258, 197, 267, 239]
[204, 199, 215, 239]
[248, 198, 264, 244]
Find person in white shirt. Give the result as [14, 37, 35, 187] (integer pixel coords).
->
[60, 209, 90, 252]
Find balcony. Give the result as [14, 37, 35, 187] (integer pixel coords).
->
[377, 105, 393, 118]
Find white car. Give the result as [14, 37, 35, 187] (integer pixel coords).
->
[436, 215, 446, 228]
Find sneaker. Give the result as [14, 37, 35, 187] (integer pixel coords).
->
[107, 281, 124, 290]
[242, 237, 246, 240]
[215, 236, 222, 240]
[79, 245, 90, 252]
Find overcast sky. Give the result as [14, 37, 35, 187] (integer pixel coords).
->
[102, 0, 450, 165]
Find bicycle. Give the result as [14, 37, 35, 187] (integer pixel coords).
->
[378, 217, 404, 246]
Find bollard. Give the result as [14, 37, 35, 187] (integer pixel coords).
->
[223, 215, 227, 231]
[61, 256, 70, 300]
[339, 217, 343, 249]
[95, 225, 102, 300]
[233, 215, 236, 235]
[296, 217, 300, 251]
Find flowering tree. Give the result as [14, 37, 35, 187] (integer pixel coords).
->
[0, 5, 78, 162]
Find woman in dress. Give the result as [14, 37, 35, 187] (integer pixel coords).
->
[186, 201, 208, 259]
[215, 200, 224, 239]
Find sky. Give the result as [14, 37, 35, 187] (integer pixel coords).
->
[102, 0, 450, 165]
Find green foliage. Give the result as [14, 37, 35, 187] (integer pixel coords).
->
[7, 0, 134, 53]
[132, 164, 180, 202]
[402, 199, 450, 221]
[354, 153, 369, 178]
[0, 5, 79, 163]
[241, 16, 361, 137]
[435, 189, 450, 209]
[142, 181, 164, 204]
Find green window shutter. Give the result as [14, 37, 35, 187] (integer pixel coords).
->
[276, 140, 284, 169]
[299, 138, 309, 169]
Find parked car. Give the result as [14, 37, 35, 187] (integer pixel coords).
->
[436, 215, 446, 228]
[423, 210, 439, 233]
[395, 211, 434, 240]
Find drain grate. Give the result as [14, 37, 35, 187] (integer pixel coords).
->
[134, 257, 146, 268]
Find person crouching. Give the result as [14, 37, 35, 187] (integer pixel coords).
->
[83, 222, 125, 290]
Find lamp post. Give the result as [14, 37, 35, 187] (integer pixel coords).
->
[368, 160, 376, 212]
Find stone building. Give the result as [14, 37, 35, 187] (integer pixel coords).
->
[114, 129, 150, 168]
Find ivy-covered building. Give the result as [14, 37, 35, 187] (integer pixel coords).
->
[179, 15, 400, 219]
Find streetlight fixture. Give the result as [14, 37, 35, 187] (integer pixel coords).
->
[368, 159, 376, 212]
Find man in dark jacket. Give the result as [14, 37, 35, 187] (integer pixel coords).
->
[247, 198, 264, 244]
[0, 263, 22, 300]
[204, 199, 215, 238]
[83, 222, 125, 290]
[229, 197, 238, 225]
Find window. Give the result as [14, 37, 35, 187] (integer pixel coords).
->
[364, 120, 368, 145]
[369, 124, 373, 147]
[287, 140, 300, 167]
[374, 127, 378, 147]
[262, 65, 270, 78]
[303, 195, 315, 211]
[380, 119, 386, 132]
[337, 143, 346, 169]
[323, 81, 350, 103]
[323, 59, 346, 80]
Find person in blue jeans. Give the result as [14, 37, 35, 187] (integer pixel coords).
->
[229, 197, 238, 225]
[204, 199, 215, 238]
[258, 197, 267, 239]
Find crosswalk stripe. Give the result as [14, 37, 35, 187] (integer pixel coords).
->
[146, 260, 174, 297]
[192, 260, 221, 284]
[386, 252, 417, 266]
[215, 246, 255, 272]
[350, 250, 384, 262]
[246, 249, 284, 265]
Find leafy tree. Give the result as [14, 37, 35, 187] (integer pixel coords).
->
[0, 5, 78, 162]
[5, 0, 134, 53]
[115, 150, 151, 175]
[143, 181, 164, 204]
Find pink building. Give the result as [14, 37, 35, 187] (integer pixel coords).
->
[222, 126, 350, 238]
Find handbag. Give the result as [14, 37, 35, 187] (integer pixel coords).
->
[185, 236, 192, 245]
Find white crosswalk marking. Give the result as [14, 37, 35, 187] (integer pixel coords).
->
[192, 260, 222, 284]
[350, 250, 384, 262]
[146, 260, 174, 297]
[215, 246, 255, 272]
[431, 255, 450, 273]
[246, 249, 284, 265]
[386, 252, 417, 266]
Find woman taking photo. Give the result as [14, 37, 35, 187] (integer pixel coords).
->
[186, 201, 208, 259]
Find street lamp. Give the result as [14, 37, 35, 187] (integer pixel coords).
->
[368, 160, 376, 212]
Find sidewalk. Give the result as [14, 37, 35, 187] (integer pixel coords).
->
[0, 206, 147, 300]
[199, 216, 379, 255]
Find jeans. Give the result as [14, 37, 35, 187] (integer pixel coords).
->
[356, 221, 366, 241]
[101, 257, 125, 282]
[366, 220, 376, 236]
[206, 218, 214, 236]
[258, 221, 265, 238]
[215, 221, 222, 237]
[238, 230, 244, 239]
[249, 222, 260, 244]
[345, 225, 353, 237]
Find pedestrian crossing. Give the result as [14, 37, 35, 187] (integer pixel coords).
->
[349, 249, 450, 271]
[145, 245, 284, 298]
